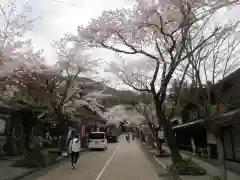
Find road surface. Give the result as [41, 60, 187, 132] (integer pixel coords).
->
[24, 136, 173, 180]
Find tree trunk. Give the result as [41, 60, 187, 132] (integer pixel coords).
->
[215, 133, 227, 180]
[54, 113, 68, 150]
[150, 125, 163, 155]
[146, 122, 161, 152]
[151, 129, 161, 153]
[163, 119, 182, 163]
[156, 105, 182, 163]
[155, 140, 163, 155]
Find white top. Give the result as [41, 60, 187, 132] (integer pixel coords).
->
[69, 138, 81, 152]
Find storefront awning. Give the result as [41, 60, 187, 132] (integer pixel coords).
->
[172, 119, 205, 130]
[215, 108, 240, 126]
[172, 108, 240, 130]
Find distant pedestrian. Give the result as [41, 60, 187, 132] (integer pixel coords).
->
[69, 134, 81, 169]
[126, 134, 129, 142]
[126, 133, 130, 143]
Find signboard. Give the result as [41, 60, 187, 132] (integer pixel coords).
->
[157, 130, 164, 140]
[0, 119, 6, 134]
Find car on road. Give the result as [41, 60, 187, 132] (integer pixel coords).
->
[106, 132, 118, 143]
[88, 132, 108, 151]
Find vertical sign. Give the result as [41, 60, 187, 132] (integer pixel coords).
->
[81, 125, 85, 137]
[106, 127, 110, 135]
[219, 103, 225, 114]
[158, 130, 164, 140]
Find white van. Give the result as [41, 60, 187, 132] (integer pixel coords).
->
[88, 132, 107, 150]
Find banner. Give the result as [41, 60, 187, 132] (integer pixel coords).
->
[106, 127, 110, 135]
[81, 125, 85, 137]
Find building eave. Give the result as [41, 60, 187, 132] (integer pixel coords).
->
[172, 108, 240, 130]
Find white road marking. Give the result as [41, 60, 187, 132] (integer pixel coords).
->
[95, 144, 120, 180]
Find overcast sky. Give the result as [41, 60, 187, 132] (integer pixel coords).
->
[13, 0, 134, 89]
[2, 0, 240, 89]
[23, 0, 134, 65]
[22, 1, 239, 63]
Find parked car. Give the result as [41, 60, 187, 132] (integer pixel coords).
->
[88, 132, 107, 151]
[107, 133, 117, 143]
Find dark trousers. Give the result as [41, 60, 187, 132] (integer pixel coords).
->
[71, 151, 79, 165]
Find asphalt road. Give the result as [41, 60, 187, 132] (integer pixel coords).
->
[22, 136, 173, 180]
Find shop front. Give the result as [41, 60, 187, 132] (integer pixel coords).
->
[173, 120, 208, 155]
[0, 116, 8, 156]
[222, 126, 240, 162]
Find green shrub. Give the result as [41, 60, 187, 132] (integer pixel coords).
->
[13, 149, 58, 168]
[13, 158, 41, 168]
[169, 158, 206, 175]
[41, 150, 58, 166]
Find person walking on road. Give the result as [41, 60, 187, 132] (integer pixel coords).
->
[69, 134, 81, 169]
[126, 133, 130, 143]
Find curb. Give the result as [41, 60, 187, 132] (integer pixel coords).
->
[4, 148, 87, 180]
[139, 141, 167, 169]
[152, 154, 182, 180]
[138, 140, 182, 180]
[152, 155, 167, 169]
[4, 167, 42, 180]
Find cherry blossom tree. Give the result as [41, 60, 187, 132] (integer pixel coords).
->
[0, 0, 39, 55]
[0, 40, 45, 103]
[0, 0, 40, 84]
[0, 36, 98, 122]
[0, 37, 116, 151]
[163, 15, 240, 178]
[76, 0, 239, 163]
[103, 104, 144, 125]
[121, 92, 166, 152]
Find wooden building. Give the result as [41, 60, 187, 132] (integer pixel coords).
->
[172, 69, 240, 162]
[0, 100, 49, 156]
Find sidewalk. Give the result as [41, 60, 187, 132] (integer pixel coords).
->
[160, 146, 240, 180]
[181, 150, 240, 176]
[0, 159, 30, 180]
[1, 148, 86, 180]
